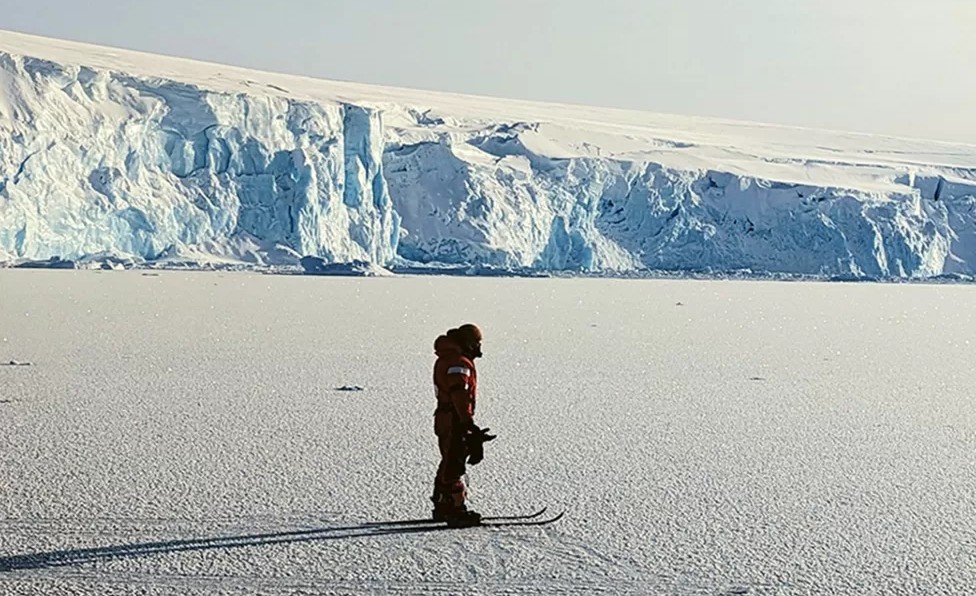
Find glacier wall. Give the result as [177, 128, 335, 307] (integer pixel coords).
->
[0, 53, 398, 265]
[3, 39, 976, 278]
[384, 125, 976, 277]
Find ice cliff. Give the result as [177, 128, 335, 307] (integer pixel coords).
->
[0, 48, 397, 266]
[3, 29, 976, 278]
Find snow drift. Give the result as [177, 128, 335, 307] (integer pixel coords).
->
[2, 29, 976, 278]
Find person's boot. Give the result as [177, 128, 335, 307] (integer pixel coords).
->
[445, 506, 482, 528]
[431, 500, 454, 522]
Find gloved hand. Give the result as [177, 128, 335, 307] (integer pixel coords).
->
[465, 424, 496, 465]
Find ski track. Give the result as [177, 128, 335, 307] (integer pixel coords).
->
[0, 506, 649, 594]
[0, 523, 649, 595]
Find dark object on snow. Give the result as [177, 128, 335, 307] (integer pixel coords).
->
[464, 425, 496, 465]
[300, 256, 387, 276]
[335, 385, 365, 392]
[2, 360, 32, 366]
[13, 256, 76, 269]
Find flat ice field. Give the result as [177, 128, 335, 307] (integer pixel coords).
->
[1, 270, 974, 595]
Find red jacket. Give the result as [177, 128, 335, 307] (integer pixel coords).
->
[433, 334, 477, 431]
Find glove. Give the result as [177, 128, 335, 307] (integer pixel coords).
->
[465, 424, 496, 465]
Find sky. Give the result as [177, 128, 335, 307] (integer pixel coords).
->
[0, 0, 973, 143]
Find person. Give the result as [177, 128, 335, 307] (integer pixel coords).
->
[430, 323, 494, 526]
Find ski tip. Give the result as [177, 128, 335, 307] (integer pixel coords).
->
[547, 511, 565, 523]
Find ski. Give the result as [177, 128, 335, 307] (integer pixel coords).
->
[480, 507, 551, 523]
[362, 507, 549, 528]
[480, 511, 564, 527]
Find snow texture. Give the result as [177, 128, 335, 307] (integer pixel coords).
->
[2, 270, 975, 595]
[3, 29, 976, 278]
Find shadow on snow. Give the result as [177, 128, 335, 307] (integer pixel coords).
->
[0, 520, 456, 572]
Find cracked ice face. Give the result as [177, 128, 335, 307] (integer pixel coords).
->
[2, 29, 976, 278]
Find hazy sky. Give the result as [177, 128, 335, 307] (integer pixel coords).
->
[1, 0, 973, 143]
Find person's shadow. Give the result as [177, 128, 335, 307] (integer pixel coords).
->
[0, 518, 452, 572]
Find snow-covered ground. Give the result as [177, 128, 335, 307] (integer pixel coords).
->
[1, 270, 973, 595]
[4, 29, 976, 277]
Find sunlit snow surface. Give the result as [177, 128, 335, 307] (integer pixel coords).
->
[1, 270, 975, 595]
[4, 29, 976, 277]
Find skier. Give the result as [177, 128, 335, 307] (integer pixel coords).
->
[430, 323, 494, 526]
